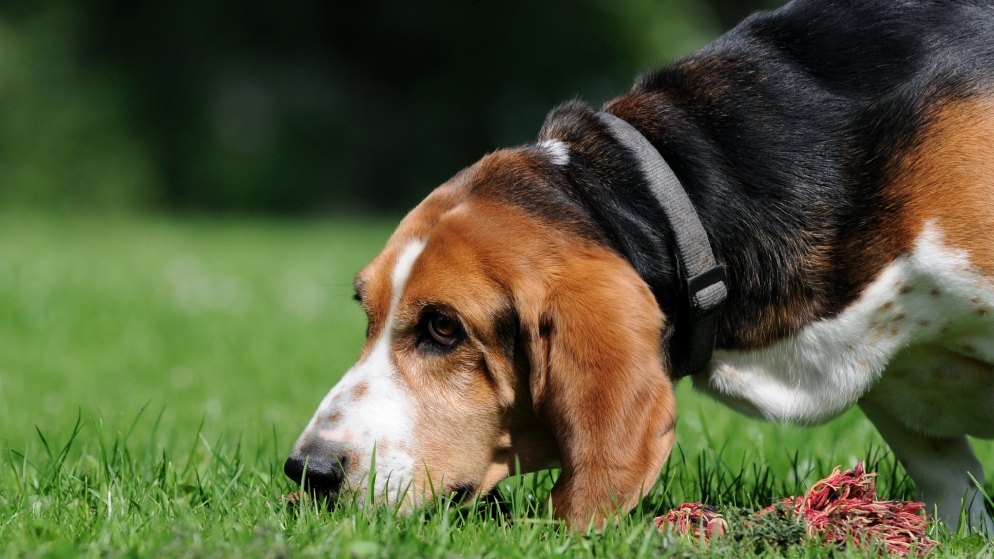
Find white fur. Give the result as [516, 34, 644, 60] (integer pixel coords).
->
[294, 239, 425, 505]
[537, 139, 570, 165]
[695, 221, 994, 531]
[697, 222, 994, 426]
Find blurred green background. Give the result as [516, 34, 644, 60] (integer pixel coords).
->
[0, 0, 783, 216]
[1, 0, 799, 453]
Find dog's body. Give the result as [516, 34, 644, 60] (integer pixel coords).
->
[287, 0, 994, 531]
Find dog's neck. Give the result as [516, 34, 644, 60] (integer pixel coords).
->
[595, 110, 728, 377]
[539, 86, 838, 351]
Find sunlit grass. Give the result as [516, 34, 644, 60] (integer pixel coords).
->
[1, 213, 991, 557]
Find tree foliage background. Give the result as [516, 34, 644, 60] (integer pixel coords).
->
[0, 0, 781, 215]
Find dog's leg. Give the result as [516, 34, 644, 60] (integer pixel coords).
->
[860, 401, 993, 535]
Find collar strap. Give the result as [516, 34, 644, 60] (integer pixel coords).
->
[596, 111, 727, 376]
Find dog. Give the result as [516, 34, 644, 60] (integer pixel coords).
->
[285, 0, 994, 532]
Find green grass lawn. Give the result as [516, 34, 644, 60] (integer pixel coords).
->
[1, 213, 991, 557]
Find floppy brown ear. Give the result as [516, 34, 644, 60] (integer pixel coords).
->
[522, 244, 677, 529]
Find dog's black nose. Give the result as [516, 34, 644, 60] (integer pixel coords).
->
[284, 452, 347, 495]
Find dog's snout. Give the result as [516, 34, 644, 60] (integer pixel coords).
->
[284, 452, 347, 495]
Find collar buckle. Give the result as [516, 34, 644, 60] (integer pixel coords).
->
[686, 264, 726, 319]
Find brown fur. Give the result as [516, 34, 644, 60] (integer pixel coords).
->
[890, 95, 994, 275]
[522, 238, 676, 526]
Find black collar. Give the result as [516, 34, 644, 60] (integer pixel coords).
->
[595, 112, 727, 377]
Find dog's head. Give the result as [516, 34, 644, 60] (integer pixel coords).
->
[285, 107, 678, 527]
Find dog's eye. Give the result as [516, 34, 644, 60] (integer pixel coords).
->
[424, 311, 463, 349]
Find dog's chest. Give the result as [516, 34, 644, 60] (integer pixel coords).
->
[695, 223, 994, 433]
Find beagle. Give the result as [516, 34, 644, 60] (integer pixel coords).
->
[286, 0, 994, 532]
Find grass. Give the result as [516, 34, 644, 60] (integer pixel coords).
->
[0, 212, 991, 557]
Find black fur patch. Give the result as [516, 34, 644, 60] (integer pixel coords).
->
[492, 304, 520, 362]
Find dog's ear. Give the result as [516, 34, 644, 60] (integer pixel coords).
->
[520, 245, 677, 529]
